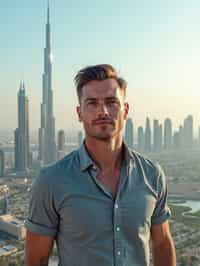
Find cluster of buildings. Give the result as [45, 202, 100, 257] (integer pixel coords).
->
[0, 6, 80, 176]
[125, 115, 197, 153]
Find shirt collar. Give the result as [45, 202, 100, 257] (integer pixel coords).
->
[78, 141, 134, 172]
[78, 142, 95, 171]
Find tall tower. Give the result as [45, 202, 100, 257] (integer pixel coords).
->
[124, 118, 134, 149]
[0, 150, 5, 177]
[183, 115, 193, 149]
[15, 83, 30, 172]
[164, 118, 172, 150]
[39, 3, 56, 165]
[144, 117, 151, 152]
[57, 130, 65, 160]
[137, 126, 144, 152]
[153, 119, 162, 152]
[78, 131, 83, 147]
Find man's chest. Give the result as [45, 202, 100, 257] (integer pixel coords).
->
[55, 175, 157, 242]
[96, 169, 121, 198]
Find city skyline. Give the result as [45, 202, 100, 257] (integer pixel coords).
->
[1, 1, 200, 132]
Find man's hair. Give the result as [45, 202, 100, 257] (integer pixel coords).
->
[74, 64, 127, 103]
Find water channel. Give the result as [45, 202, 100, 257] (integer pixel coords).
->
[170, 199, 200, 213]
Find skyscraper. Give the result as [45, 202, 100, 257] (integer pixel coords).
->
[137, 126, 145, 152]
[164, 118, 172, 150]
[198, 126, 200, 145]
[57, 130, 65, 160]
[183, 115, 193, 149]
[153, 119, 162, 152]
[15, 83, 30, 172]
[39, 4, 56, 165]
[144, 117, 151, 152]
[124, 118, 134, 149]
[78, 131, 83, 147]
[173, 131, 181, 150]
[58, 130, 65, 152]
[0, 150, 5, 177]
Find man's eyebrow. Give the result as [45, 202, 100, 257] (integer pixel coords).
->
[105, 96, 118, 100]
[84, 96, 118, 102]
[84, 97, 97, 102]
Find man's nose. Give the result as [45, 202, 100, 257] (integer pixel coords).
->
[97, 102, 109, 115]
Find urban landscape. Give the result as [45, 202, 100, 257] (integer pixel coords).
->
[1, 2, 200, 266]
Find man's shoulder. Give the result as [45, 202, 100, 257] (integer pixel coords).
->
[38, 149, 79, 183]
[130, 149, 161, 175]
[129, 149, 166, 190]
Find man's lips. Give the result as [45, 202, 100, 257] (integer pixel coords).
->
[93, 120, 113, 125]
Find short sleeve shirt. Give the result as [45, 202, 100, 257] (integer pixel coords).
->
[25, 143, 171, 266]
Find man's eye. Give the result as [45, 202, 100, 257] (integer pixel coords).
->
[107, 100, 118, 105]
[87, 102, 97, 106]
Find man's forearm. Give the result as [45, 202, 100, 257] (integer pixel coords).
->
[152, 238, 176, 266]
[24, 256, 49, 266]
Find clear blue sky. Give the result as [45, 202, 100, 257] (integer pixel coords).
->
[1, 0, 200, 134]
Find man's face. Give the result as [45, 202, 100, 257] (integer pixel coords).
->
[76, 78, 129, 141]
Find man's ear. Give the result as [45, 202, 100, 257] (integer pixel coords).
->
[124, 102, 129, 120]
[76, 106, 82, 122]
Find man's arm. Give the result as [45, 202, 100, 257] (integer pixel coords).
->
[151, 221, 176, 266]
[25, 230, 54, 266]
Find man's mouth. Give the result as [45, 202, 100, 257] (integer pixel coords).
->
[93, 119, 112, 125]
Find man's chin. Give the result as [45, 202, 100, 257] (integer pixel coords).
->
[92, 133, 113, 141]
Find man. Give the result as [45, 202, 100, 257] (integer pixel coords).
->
[25, 64, 176, 266]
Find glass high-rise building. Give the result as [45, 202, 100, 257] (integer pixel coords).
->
[164, 118, 172, 150]
[39, 4, 56, 165]
[14, 83, 30, 172]
[124, 118, 134, 149]
[0, 150, 5, 177]
[144, 117, 151, 152]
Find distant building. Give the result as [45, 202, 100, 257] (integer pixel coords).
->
[199, 126, 200, 145]
[124, 118, 134, 149]
[58, 130, 65, 151]
[57, 130, 65, 160]
[38, 4, 56, 165]
[0, 245, 18, 257]
[137, 126, 145, 152]
[78, 131, 83, 147]
[14, 83, 30, 172]
[0, 215, 26, 240]
[153, 119, 162, 152]
[173, 131, 181, 150]
[183, 115, 193, 149]
[164, 118, 172, 150]
[0, 185, 8, 215]
[144, 117, 151, 152]
[0, 150, 4, 177]
[179, 125, 185, 149]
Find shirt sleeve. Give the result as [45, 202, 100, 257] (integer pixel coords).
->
[151, 164, 171, 225]
[25, 170, 59, 237]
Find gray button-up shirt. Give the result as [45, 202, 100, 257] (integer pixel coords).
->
[26, 143, 171, 266]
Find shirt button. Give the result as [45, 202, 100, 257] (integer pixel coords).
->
[92, 165, 97, 171]
[117, 251, 121, 256]
[116, 227, 120, 232]
[115, 204, 119, 209]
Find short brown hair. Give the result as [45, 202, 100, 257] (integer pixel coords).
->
[74, 64, 127, 103]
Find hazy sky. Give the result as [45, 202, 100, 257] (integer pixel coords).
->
[1, 0, 200, 134]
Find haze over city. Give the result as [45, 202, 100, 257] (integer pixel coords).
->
[0, 2, 200, 265]
[1, 0, 200, 133]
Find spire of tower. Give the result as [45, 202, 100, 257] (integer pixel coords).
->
[20, 81, 23, 91]
[47, 0, 50, 24]
[23, 82, 25, 91]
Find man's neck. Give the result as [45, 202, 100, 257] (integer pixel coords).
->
[85, 136, 124, 171]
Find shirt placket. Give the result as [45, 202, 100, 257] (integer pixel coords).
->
[113, 161, 130, 266]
